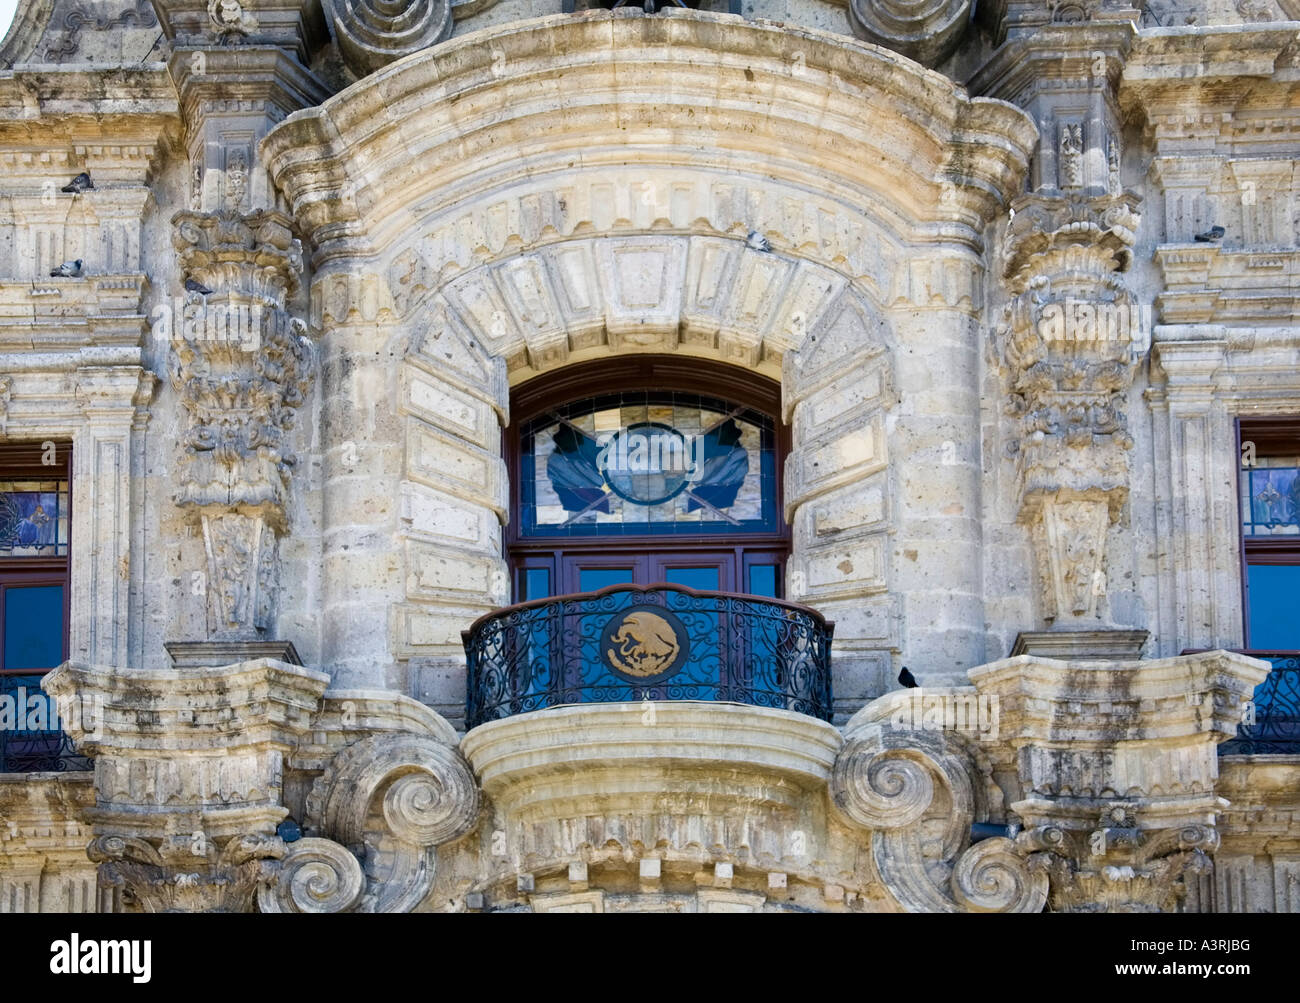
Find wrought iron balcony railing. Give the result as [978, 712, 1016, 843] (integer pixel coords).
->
[1218, 652, 1300, 755]
[0, 672, 92, 774]
[463, 584, 834, 729]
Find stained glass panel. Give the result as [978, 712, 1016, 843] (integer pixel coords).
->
[0, 479, 69, 556]
[1241, 458, 1300, 536]
[520, 391, 778, 537]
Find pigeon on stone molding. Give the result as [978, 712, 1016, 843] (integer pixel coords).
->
[49, 259, 83, 278]
[60, 173, 94, 194]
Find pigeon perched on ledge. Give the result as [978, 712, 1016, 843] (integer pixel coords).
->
[898, 666, 919, 689]
[1194, 225, 1225, 242]
[49, 259, 83, 278]
[60, 172, 94, 194]
[185, 278, 213, 295]
[745, 230, 772, 252]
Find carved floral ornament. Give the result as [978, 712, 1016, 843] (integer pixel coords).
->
[170, 208, 314, 638]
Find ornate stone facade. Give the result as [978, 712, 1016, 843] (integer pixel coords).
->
[1, 1, 1298, 915]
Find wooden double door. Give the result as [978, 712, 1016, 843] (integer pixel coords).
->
[512, 546, 785, 603]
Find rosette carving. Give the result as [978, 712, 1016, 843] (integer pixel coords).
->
[257, 837, 365, 914]
[848, 0, 972, 67]
[297, 732, 481, 912]
[325, 0, 454, 79]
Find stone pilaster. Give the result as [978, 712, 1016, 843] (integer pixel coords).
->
[168, 209, 312, 648]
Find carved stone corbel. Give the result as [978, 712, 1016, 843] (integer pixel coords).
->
[848, 0, 973, 67]
[258, 733, 481, 913]
[830, 710, 1048, 913]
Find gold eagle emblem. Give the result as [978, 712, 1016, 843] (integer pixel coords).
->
[605, 611, 682, 678]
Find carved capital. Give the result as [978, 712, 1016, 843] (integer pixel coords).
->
[1017, 821, 1219, 913]
[89, 833, 284, 914]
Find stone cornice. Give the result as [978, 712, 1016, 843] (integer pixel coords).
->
[263, 11, 1036, 260]
[1120, 23, 1300, 129]
[968, 21, 1138, 104]
[0, 63, 178, 118]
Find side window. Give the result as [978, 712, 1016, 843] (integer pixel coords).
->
[1239, 418, 1300, 650]
[0, 441, 71, 672]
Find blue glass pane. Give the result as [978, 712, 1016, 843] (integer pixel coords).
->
[4, 585, 64, 670]
[1247, 564, 1300, 649]
[748, 564, 778, 598]
[0, 481, 69, 556]
[665, 567, 720, 591]
[523, 569, 550, 601]
[580, 568, 637, 592]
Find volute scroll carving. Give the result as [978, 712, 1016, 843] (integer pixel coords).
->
[272, 733, 483, 913]
[830, 722, 1048, 914]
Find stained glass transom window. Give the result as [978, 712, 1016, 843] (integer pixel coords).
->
[0, 479, 69, 557]
[1241, 457, 1300, 537]
[519, 391, 778, 537]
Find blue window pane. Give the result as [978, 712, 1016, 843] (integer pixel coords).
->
[523, 569, 550, 601]
[4, 585, 64, 670]
[1247, 564, 1300, 649]
[665, 567, 720, 591]
[580, 568, 636, 592]
[748, 564, 778, 598]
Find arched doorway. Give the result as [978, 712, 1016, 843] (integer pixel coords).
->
[506, 356, 790, 602]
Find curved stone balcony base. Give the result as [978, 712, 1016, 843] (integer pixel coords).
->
[458, 702, 868, 910]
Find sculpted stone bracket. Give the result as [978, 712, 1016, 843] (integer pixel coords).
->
[170, 208, 313, 639]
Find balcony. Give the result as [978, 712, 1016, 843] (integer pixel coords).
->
[0, 672, 91, 774]
[1218, 652, 1300, 755]
[463, 584, 834, 729]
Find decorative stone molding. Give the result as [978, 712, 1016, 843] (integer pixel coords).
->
[459, 703, 857, 911]
[41, 658, 329, 912]
[262, 12, 1036, 259]
[847, 0, 972, 67]
[170, 208, 313, 639]
[324, 0, 454, 79]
